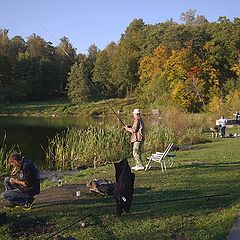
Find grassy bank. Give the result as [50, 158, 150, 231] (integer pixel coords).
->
[1, 135, 240, 239]
[0, 97, 139, 117]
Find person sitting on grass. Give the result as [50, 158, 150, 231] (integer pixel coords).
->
[1, 153, 40, 210]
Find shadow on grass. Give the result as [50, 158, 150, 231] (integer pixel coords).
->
[33, 188, 239, 219]
[4, 186, 239, 239]
[175, 161, 240, 169]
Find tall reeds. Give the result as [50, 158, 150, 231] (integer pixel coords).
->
[0, 134, 12, 177]
[45, 112, 209, 170]
[46, 125, 131, 170]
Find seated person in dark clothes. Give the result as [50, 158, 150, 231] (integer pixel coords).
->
[1, 153, 40, 209]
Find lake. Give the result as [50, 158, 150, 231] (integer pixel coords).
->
[0, 115, 160, 169]
[0, 115, 114, 168]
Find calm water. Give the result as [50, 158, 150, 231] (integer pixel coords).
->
[0, 115, 159, 169]
[0, 115, 115, 168]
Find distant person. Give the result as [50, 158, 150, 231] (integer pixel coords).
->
[210, 125, 220, 139]
[218, 115, 227, 138]
[1, 153, 40, 210]
[124, 109, 145, 171]
[234, 111, 240, 125]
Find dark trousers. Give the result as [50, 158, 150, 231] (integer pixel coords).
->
[1, 177, 30, 206]
[220, 126, 226, 137]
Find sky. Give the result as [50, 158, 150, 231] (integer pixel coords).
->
[1, 0, 240, 54]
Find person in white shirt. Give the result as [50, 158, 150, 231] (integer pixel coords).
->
[218, 115, 227, 137]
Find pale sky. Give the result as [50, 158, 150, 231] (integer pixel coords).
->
[1, 0, 240, 53]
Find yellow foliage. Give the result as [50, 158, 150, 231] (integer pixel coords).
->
[231, 64, 240, 78]
[226, 90, 240, 111]
[171, 81, 191, 110]
[208, 95, 223, 113]
[139, 45, 168, 84]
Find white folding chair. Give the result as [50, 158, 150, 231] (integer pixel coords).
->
[145, 143, 174, 171]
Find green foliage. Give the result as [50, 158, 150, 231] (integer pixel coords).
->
[55, 36, 76, 92]
[1, 13, 240, 112]
[0, 135, 14, 177]
[0, 133, 21, 177]
[92, 50, 114, 98]
[45, 126, 131, 170]
[111, 19, 146, 97]
[144, 125, 174, 152]
[66, 63, 91, 104]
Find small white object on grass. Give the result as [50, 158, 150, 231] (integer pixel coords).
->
[76, 190, 81, 197]
[81, 222, 86, 227]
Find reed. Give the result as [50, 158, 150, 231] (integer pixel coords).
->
[46, 122, 209, 170]
[0, 134, 13, 177]
[144, 125, 175, 152]
[46, 125, 131, 170]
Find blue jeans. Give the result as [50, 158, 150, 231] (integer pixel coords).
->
[1, 177, 30, 206]
[220, 126, 226, 137]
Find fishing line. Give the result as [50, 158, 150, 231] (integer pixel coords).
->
[35, 191, 234, 211]
[44, 213, 92, 240]
[35, 191, 235, 238]
[35, 19, 126, 126]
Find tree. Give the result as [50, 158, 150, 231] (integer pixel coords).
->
[13, 56, 43, 101]
[180, 9, 207, 25]
[0, 29, 10, 57]
[92, 50, 114, 98]
[66, 62, 91, 104]
[137, 45, 169, 105]
[0, 55, 13, 102]
[9, 36, 26, 64]
[56, 37, 76, 93]
[111, 19, 146, 97]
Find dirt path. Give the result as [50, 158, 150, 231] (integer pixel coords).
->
[35, 183, 87, 204]
[228, 211, 240, 240]
[0, 183, 88, 208]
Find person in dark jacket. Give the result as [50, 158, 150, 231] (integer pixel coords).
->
[1, 153, 40, 210]
[114, 158, 135, 217]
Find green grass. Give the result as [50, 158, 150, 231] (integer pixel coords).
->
[1, 134, 240, 239]
[0, 97, 139, 117]
[0, 99, 71, 116]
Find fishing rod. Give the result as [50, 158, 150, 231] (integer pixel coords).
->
[35, 191, 233, 211]
[37, 191, 232, 238]
[37, 21, 126, 126]
[44, 213, 92, 240]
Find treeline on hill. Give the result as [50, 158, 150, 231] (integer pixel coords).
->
[1, 10, 240, 113]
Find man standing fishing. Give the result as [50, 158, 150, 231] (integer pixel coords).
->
[125, 109, 145, 171]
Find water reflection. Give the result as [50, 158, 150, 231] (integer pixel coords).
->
[0, 116, 115, 168]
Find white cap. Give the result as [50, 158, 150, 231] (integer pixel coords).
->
[132, 109, 141, 114]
